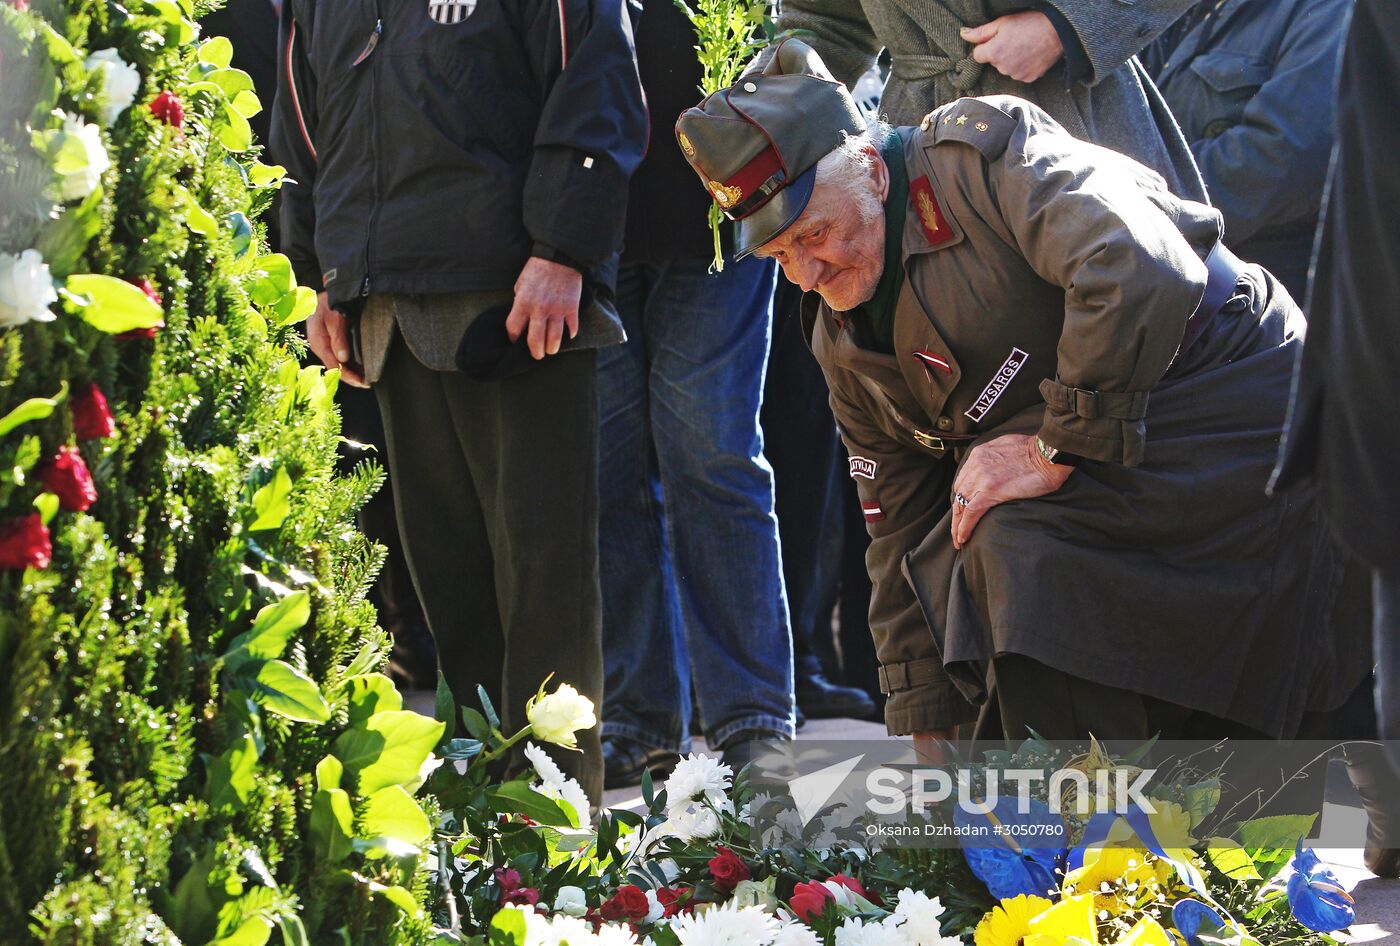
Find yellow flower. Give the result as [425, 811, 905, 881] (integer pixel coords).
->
[1024, 894, 1098, 946]
[975, 895, 1054, 946]
[525, 683, 596, 749]
[1063, 847, 1160, 914]
[1116, 917, 1171, 946]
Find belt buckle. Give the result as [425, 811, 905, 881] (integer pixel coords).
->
[913, 430, 946, 454]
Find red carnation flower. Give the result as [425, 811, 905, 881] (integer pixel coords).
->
[501, 887, 540, 907]
[789, 881, 835, 923]
[707, 846, 751, 892]
[149, 90, 184, 128]
[494, 867, 522, 893]
[599, 885, 650, 922]
[71, 384, 115, 440]
[40, 446, 97, 512]
[117, 278, 165, 340]
[0, 514, 51, 570]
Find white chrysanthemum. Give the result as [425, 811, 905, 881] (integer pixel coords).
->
[55, 113, 111, 201]
[524, 742, 568, 787]
[84, 48, 140, 125]
[524, 741, 592, 822]
[666, 805, 721, 842]
[838, 918, 908, 946]
[889, 890, 956, 946]
[593, 921, 641, 946]
[664, 753, 732, 808]
[668, 901, 779, 946]
[772, 922, 821, 946]
[0, 249, 57, 327]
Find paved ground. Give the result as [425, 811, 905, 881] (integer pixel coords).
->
[407, 696, 1399, 941]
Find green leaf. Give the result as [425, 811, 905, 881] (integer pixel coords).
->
[65, 273, 164, 334]
[248, 163, 287, 187]
[206, 66, 255, 98]
[487, 780, 574, 827]
[360, 785, 431, 846]
[210, 916, 273, 946]
[205, 732, 260, 811]
[167, 852, 218, 944]
[461, 706, 492, 742]
[310, 787, 354, 863]
[225, 591, 310, 667]
[219, 107, 253, 152]
[345, 673, 403, 725]
[434, 672, 456, 742]
[0, 384, 66, 438]
[478, 685, 501, 731]
[333, 711, 445, 794]
[1239, 814, 1317, 852]
[1185, 778, 1222, 828]
[1207, 839, 1262, 881]
[489, 902, 527, 946]
[36, 186, 103, 277]
[199, 35, 235, 68]
[316, 754, 343, 792]
[252, 659, 330, 724]
[231, 89, 263, 119]
[227, 211, 254, 257]
[276, 916, 311, 946]
[250, 467, 293, 531]
[32, 492, 59, 526]
[275, 286, 317, 327]
[249, 254, 295, 306]
[375, 884, 420, 916]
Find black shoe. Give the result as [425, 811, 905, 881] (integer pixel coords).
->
[603, 737, 680, 791]
[797, 671, 877, 720]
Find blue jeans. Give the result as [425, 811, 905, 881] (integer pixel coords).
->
[598, 256, 796, 753]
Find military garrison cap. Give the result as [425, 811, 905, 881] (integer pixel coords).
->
[675, 39, 866, 259]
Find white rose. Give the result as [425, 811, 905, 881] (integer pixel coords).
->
[84, 48, 140, 125]
[731, 878, 777, 911]
[526, 683, 597, 749]
[553, 885, 588, 918]
[55, 114, 111, 201]
[0, 249, 58, 328]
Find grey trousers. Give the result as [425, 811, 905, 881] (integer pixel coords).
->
[373, 329, 604, 802]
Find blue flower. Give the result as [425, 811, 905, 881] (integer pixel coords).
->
[1286, 843, 1356, 932]
[1172, 898, 1229, 946]
[955, 795, 1066, 900]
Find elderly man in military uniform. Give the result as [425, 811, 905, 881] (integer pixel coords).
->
[676, 40, 1369, 746]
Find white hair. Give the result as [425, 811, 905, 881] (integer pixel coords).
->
[813, 122, 891, 223]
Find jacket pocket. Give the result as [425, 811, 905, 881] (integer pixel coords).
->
[1186, 51, 1270, 137]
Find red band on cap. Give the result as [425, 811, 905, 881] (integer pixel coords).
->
[709, 146, 785, 217]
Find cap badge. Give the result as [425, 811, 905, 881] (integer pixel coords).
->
[679, 133, 695, 158]
[708, 180, 743, 209]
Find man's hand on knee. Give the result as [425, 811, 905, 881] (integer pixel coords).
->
[506, 256, 583, 360]
[950, 433, 1072, 550]
[961, 12, 1064, 84]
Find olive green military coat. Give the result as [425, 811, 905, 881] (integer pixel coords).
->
[807, 96, 1367, 737]
[769, 0, 1206, 200]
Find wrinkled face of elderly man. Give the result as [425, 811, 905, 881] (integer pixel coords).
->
[754, 137, 890, 312]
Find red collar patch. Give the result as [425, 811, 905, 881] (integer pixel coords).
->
[909, 176, 955, 247]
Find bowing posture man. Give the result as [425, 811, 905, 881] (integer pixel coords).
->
[676, 41, 1369, 745]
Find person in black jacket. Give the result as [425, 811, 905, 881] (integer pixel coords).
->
[272, 0, 646, 800]
[1272, 0, 1400, 877]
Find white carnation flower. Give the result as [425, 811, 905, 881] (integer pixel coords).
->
[84, 48, 140, 125]
[0, 249, 58, 327]
[644, 889, 666, 924]
[553, 884, 588, 918]
[664, 754, 732, 809]
[668, 901, 779, 946]
[526, 683, 597, 749]
[890, 890, 956, 946]
[55, 113, 111, 201]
